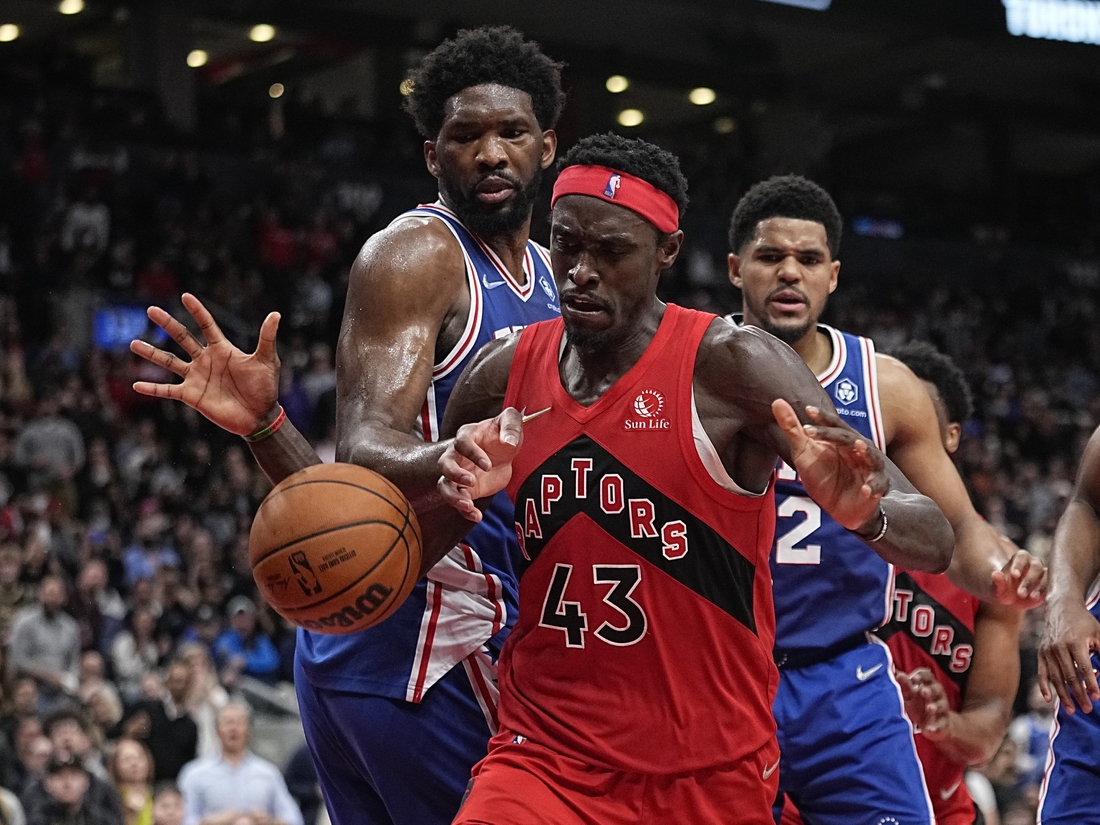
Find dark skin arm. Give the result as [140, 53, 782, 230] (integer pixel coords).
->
[877, 355, 1046, 606]
[440, 319, 955, 574]
[693, 322, 954, 572]
[1038, 424, 1100, 712]
[901, 599, 1023, 765]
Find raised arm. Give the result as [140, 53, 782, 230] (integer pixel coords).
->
[876, 355, 1045, 607]
[1038, 424, 1100, 712]
[696, 323, 953, 573]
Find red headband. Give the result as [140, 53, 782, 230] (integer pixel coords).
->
[551, 165, 679, 234]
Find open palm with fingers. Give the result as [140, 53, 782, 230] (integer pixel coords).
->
[772, 398, 887, 532]
[130, 292, 281, 436]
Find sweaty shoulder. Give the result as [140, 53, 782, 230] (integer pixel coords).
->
[438, 334, 521, 438]
[874, 352, 939, 447]
[350, 214, 466, 300]
[696, 319, 814, 416]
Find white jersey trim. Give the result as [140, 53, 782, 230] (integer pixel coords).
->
[404, 543, 509, 703]
[690, 390, 767, 498]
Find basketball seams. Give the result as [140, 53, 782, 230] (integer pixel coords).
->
[260, 524, 405, 613]
[250, 463, 423, 634]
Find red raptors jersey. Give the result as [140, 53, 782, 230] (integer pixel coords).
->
[500, 305, 778, 774]
[878, 570, 980, 824]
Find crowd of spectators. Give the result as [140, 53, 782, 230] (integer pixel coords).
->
[0, 51, 1094, 825]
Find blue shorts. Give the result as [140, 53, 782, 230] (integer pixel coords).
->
[294, 652, 495, 825]
[1037, 650, 1100, 824]
[773, 640, 935, 825]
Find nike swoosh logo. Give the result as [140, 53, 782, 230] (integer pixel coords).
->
[940, 779, 962, 800]
[481, 275, 508, 289]
[856, 663, 883, 681]
[521, 407, 551, 424]
[762, 759, 780, 780]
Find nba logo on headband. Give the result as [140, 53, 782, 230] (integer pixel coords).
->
[604, 174, 621, 199]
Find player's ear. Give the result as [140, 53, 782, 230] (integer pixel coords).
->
[424, 141, 441, 179]
[657, 230, 684, 272]
[727, 253, 743, 289]
[540, 130, 557, 169]
[827, 260, 840, 294]
[945, 422, 962, 454]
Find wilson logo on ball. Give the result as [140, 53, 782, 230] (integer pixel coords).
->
[297, 582, 394, 631]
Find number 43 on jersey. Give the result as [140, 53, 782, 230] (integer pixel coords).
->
[539, 563, 648, 648]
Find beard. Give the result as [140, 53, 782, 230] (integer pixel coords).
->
[755, 316, 817, 345]
[439, 167, 543, 238]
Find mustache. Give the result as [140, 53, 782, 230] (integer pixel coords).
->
[559, 287, 611, 311]
[475, 171, 522, 188]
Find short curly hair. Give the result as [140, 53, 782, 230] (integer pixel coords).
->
[403, 26, 566, 139]
[728, 174, 842, 257]
[557, 133, 689, 226]
[890, 340, 974, 424]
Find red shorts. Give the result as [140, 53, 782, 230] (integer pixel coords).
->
[453, 728, 780, 825]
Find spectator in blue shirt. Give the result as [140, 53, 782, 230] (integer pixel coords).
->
[212, 598, 279, 687]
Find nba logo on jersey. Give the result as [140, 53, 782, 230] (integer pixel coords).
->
[834, 377, 859, 405]
[605, 173, 621, 198]
[539, 276, 555, 299]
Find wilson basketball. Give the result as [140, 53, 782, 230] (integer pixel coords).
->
[249, 462, 422, 634]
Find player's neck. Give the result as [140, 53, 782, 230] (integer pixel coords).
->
[560, 303, 665, 407]
[479, 223, 533, 285]
[791, 326, 834, 376]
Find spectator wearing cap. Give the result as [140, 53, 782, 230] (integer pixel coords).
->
[211, 600, 278, 688]
[112, 661, 197, 783]
[22, 753, 118, 825]
[8, 577, 80, 707]
[177, 702, 301, 825]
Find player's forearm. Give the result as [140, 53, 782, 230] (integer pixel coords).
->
[1047, 500, 1100, 607]
[246, 413, 323, 485]
[945, 519, 1011, 602]
[930, 702, 1013, 766]
[337, 424, 450, 511]
[863, 491, 953, 573]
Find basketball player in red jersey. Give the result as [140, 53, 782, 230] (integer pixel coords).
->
[880, 342, 1023, 825]
[134, 133, 954, 824]
[433, 133, 954, 824]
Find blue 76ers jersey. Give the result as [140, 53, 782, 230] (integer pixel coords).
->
[771, 325, 892, 649]
[297, 202, 561, 710]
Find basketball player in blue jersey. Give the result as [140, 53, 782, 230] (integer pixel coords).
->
[1036, 425, 1100, 824]
[130, 26, 564, 825]
[725, 175, 1047, 825]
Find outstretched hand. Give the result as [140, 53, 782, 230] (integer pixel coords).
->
[772, 398, 886, 533]
[438, 407, 524, 522]
[130, 293, 281, 437]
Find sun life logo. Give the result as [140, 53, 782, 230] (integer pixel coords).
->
[834, 377, 859, 406]
[633, 389, 663, 418]
[605, 174, 621, 199]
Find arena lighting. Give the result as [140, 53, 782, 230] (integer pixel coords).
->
[1004, 0, 1100, 44]
[689, 87, 716, 106]
[0, 24, 19, 42]
[714, 116, 737, 134]
[269, 83, 285, 99]
[398, 78, 414, 96]
[617, 108, 644, 127]
[58, 0, 84, 14]
[605, 75, 629, 93]
[757, 0, 832, 9]
[249, 24, 276, 43]
[186, 49, 208, 68]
